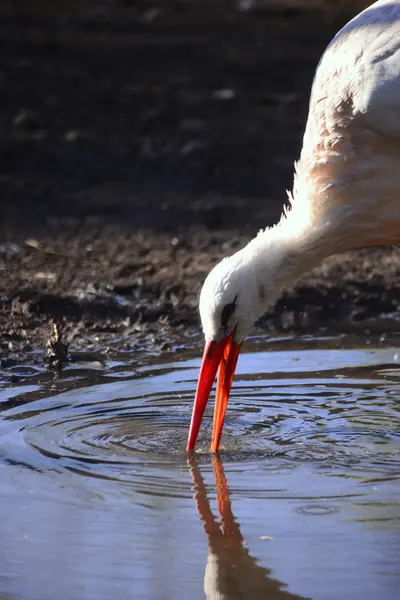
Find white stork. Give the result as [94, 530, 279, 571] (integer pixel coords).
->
[187, 0, 400, 452]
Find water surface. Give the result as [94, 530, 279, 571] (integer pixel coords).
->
[0, 333, 399, 599]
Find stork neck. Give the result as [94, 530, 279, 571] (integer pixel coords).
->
[245, 211, 330, 303]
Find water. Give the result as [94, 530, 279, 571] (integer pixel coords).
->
[0, 333, 399, 600]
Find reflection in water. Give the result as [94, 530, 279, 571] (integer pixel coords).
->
[189, 456, 310, 600]
[0, 335, 399, 599]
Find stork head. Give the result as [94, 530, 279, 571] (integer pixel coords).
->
[199, 252, 260, 343]
[186, 250, 262, 453]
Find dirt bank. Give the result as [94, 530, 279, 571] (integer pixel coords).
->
[0, 1, 398, 365]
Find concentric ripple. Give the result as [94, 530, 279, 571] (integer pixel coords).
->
[1, 337, 400, 499]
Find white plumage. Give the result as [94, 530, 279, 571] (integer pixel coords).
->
[200, 0, 400, 345]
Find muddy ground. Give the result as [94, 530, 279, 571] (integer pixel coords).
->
[0, 0, 399, 365]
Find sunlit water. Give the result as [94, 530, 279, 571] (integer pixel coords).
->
[0, 333, 399, 600]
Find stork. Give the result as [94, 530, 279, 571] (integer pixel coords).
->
[187, 0, 400, 452]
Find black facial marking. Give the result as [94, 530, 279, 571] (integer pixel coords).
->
[221, 295, 237, 329]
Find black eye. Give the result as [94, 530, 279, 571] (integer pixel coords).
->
[221, 296, 237, 329]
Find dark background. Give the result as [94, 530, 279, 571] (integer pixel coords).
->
[0, 0, 369, 227]
[0, 0, 398, 359]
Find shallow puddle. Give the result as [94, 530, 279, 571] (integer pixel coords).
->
[0, 333, 399, 600]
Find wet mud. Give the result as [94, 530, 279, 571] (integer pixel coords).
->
[0, 0, 398, 364]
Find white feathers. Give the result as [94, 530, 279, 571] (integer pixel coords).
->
[199, 249, 260, 342]
[199, 0, 400, 343]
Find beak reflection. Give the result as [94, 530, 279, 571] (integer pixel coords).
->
[188, 456, 308, 600]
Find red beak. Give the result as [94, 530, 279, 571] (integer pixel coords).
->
[186, 330, 241, 452]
